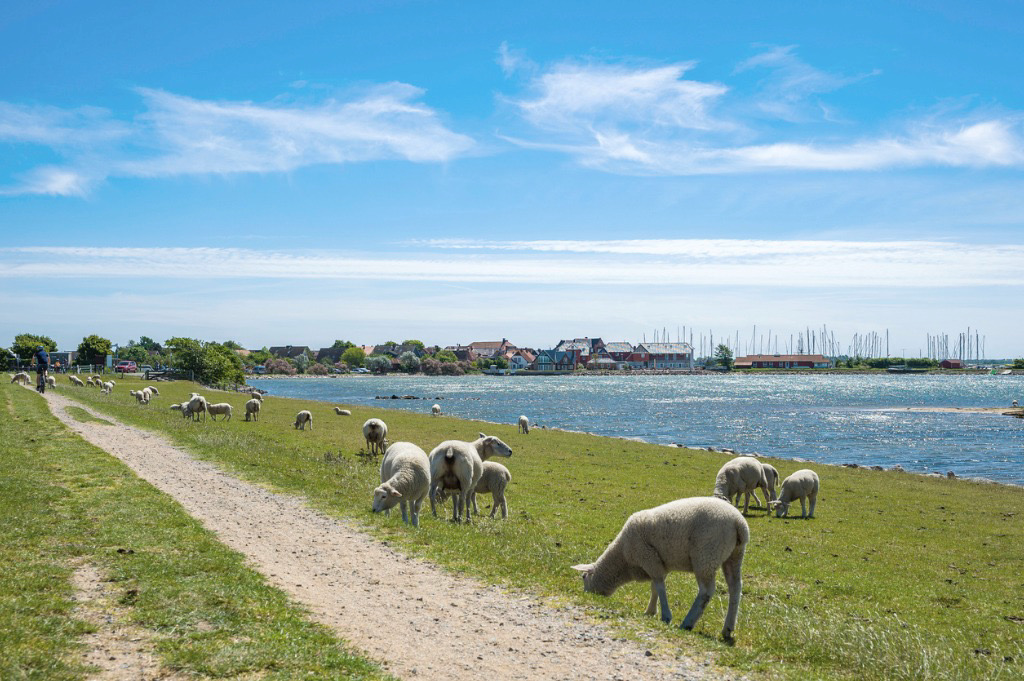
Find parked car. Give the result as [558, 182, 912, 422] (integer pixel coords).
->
[140, 365, 153, 373]
[354, 367, 370, 373]
[115, 360, 138, 373]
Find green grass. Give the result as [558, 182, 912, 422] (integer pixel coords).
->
[63, 405, 112, 425]
[55, 378, 1024, 680]
[0, 383, 391, 680]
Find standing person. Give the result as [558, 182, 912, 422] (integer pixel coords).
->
[33, 345, 50, 393]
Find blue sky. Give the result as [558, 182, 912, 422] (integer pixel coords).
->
[1, 1, 1022, 357]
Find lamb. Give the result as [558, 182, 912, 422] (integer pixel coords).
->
[362, 418, 388, 455]
[757, 463, 780, 506]
[294, 410, 313, 430]
[250, 390, 264, 401]
[431, 403, 441, 416]
[571, 496, 749, 641]
[713, 456, 769, 515]
[371, 442, 431, 527]
[439, 461, 512, 519]
[10, 372, 30, 385]
[769, 469, 820, 518]
[69, 375, 84, 387]
[101, 381, 114, 394]
[133, 388, 152, 404]
[45, 375, 56, 389]
[244, 398, 261, 422]
[146, 385, 160, 396]
[86, 377, 94, 386]
[207, 403, 233, 421]
[333, 407, 351, 416]
[518, 415, 530, 434]
[169, 403, 183, 411]
[429, 433, 513, 522]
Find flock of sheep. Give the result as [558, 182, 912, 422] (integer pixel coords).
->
[34, 376, 827, 642]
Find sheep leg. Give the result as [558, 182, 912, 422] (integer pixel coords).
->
[410, 499, 421, 528]
[399, 501, 409, 524]
[681, 572, 716, 631]
[742, 492, 750, 515]
[429, 485, 439, 518]
[720, 556, 743, 642]
[652, 580, 672, 623]
[808, 492, 817, 518]
[644, 584, 659, 616]
[498, 494, 508, 519]
[799, 497, 807, 518]
[751, 490, 764, 507]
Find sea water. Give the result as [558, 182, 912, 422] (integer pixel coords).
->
[248, 373, 1024, 485]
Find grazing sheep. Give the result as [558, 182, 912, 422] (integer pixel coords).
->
[429, 433, 513, 522]
[362, 418, 388, 455]
[45, 375, 56, 389]
[69, 375, 84, 387]
[11, 372, 30, 385]
[146, 385, 160, 396]
[713, 456, 769, 515]
[333, 407, 351, 416]
[758, 463, 780, 505]
[518, 414, 530, 434]
[184, 394, 207, 421]
[372, 442, 431, 527]
[250, 390, 264, 401]
[133, 388, 152, 405]
[435, 460, 513, 519]
[244, 398, 261, 422]
[101, 381, 114, 394]
[207, 403, 233, 421]
[431, 403, 441, 416]
[572, 497, 749, 641]
[86, 377, 95, 386]
[770, 469, 820, 518]
[294, 410, 313, 430]
[169, 403, 183, 411]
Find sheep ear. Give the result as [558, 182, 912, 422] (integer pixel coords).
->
[389, 489, 402, 498]
[571, 564, 594, 573]
[479, 432, 487, 439]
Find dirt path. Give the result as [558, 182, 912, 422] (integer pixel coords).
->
[43, 391, 729, 681]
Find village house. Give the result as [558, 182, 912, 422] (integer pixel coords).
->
[444, 344, 478, 362]
[939, 358, 964, 369]
[269, 345, 313, 359]
[508, 349, 536, 371]
[468, 339, 517, 359]
[733, 354, 834, 369]
[632, 342, 694, 370]
[530, 350, 576, 372]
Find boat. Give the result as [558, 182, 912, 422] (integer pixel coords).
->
[886, 365, 928, 374]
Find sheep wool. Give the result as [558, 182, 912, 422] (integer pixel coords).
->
[244, 398, 261, 422]
[362, 418, 388, 455]
[573, 496, 748, 641]
[771, 469, 819, 518]
[713, 456, 770, 515]
[372, 442, 431, 527]
[518, 415, 530, 434]
[294, 410, 313, 430]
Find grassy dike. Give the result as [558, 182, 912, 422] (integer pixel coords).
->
[55, 378, 1024, 681]
[0, 383, 391, 680]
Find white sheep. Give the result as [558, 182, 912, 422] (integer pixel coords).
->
[713, 456, 769, 515]
[294, 410, 313, 430]
[169, 403, 183, 411]
[334, 407, 351, 416]
[11, 372, 30, 385]
[101, 381, 114, 394]
[435, 460, 513, 519]
[146, 385, 160, 396]
[431, 403, 441, 416]
[184, 394, 207, 421]
[572, 496, 749, 641]
[362, 418, 388, 455]
[45, 375, 56, 389]
[372, 442, 431, 527]
[69, 375, 84, 387]
[518, 415, 530, 434]
[244, 398, 261, 422]
[250, 390, 264, 401]
[134, 388, 152, 405]
[769, 469, 820, 518]
[429, 433, 513, 523]
[207, 403, 233, 421]
[86, 377, 95, 386]
[757, 463, 780, 506]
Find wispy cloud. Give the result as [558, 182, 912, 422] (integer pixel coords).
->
[0, 85, 475, 196]
[3, 241, 1022, 288]
[501, 49, 1024, 174]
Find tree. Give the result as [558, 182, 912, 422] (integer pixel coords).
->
[434, 349, 458, 363]
[341, 346, 365, 368]
[331, 339, 356, 351]
[308, 362, 329, 375]
[138, 336, 162, 353]
[11, 333, 57, 360]
[265, 358, 296, 375]
[77, 335, 112, 365]
[402, 339, 425, 352]
[398, 351, 421, 373]
[248, 347, 272, 366]
[714, 344, 734, 371]
[293, 352, 311, 373]
[119, 345, 149, 363]
[440, 361, 464, 376]
[165, 337, 244, 385]
[1013, 358, 1024, 369]
[222, 339, 242, 350]
[421, 358, 441, 375]
[365, 355, 391, 374]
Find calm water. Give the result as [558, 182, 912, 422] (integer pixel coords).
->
[249, 374, 1024, 485]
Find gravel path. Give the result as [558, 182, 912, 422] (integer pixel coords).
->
[45, 391, 732, 681]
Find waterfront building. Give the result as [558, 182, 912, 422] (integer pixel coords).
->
[734, 354, 833, 369]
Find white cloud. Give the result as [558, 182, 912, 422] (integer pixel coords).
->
[502, 50, 1024, 174]
[0, 85, 474, 195]
[3, 240, 1022, 289]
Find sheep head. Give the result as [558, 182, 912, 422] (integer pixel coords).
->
[372, 483, 402, 512]
[768, 500, 789, 517]
[479, 434, 513, 458]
